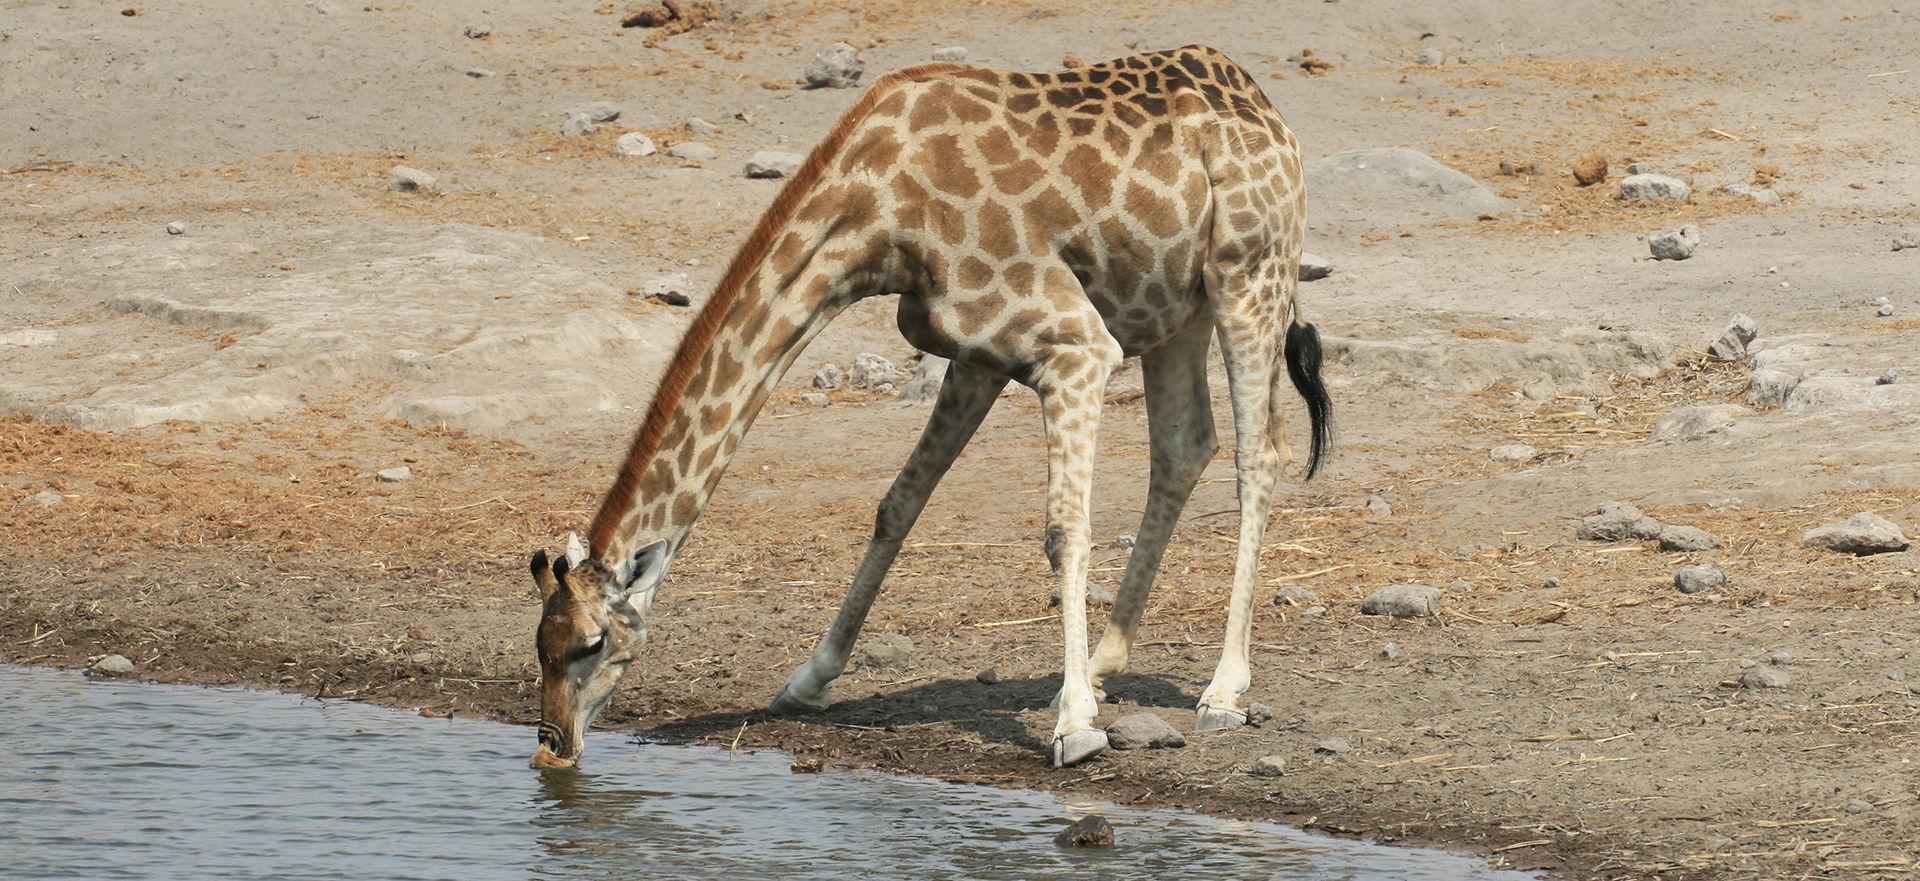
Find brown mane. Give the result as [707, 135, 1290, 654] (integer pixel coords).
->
[586, 63, 966, 559]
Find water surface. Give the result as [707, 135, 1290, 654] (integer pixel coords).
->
[0, 665, 1535, 880]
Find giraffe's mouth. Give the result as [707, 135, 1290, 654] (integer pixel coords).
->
[530, 743, 577, 770]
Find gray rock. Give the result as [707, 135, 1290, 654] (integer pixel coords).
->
[1800, 512, 1911, 556]
[1106, 712, 1186, 750]
[1675, 563, 1725, 594]
[1880, 370, 1900, 386]
[92, 654, 135, 675]
[930, 46, 969, 63]
[895, 376, 940, 403]
[1249, 755, 1288, 777]
[684, 117, 719, 136]
[640, 273, 691, 303]
[1708, 313, 1759, 360]
[811, 364, 845, 390]
[1362, 495, 1393, 517]
[1489, 443, 1536, 462]
[1617, 173, 1692, 202]
[1878, 304, 1896, 317]
[165, 221, 187, 236]
[570, 102, 622, 123]
[799, 392, 830, 407]
[1379, 642, 1404, 660]
[1649, 403, 1746, 441]
[848, 352, 895, 388]
[1648, 224, 1701, 260]
[1659, 525, 1722, 552]
[1766, 650, 1792, 666]
[744, 150, 805, 179]
[1314, 737, 1351, 754]
[1847, 798, 1874, 814]
[1749, 188, 1782, 208]
[664, 142, 719, 162]
[562, 113, 596, 137]
[465, 68, 494, 78]
[805, 42, 864, 89]
[858, 633, 914, 668]
[389, 166, 437, 193]
[1053, 815, 1114, 847]
[1360, 583, 1443, 618]
[1298, 252, 1334, 281]
[1893, 227, 1919, 251]
[1413, 46, 1447, 65]
[1246, 701, 1274, 725]
[1576, 501, 1663, 542]
[1626, 162, 1651, 174]
[1746, 367, 1803, 408]
[613, 133, 658, 157]
[28, 490, 65, 507]
[975, 667, 998, 684]
[461, 23, 491, 38]
[1274, 585, 1321, 607]
[376, 466, 412, 483]
[1740, 667, 1791, 689]
[1050, 582, 1116, 607]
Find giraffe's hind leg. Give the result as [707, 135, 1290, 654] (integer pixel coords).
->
[1088, 317, 1217, 695]
[770, 363, 1009, 715]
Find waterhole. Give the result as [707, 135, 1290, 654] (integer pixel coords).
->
[1, 665, 1536, 880]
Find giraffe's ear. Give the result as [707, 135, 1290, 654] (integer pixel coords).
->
[564, 532, 589, 567]
[613, 539, 672, 609]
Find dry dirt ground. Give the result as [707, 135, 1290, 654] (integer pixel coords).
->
[6, 2, 1920, 879]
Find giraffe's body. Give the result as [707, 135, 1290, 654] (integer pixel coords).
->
[532, 45, 1330, 770]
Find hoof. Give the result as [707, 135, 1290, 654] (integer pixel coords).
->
[1193, 706, 1247, 731]
[1052, 729, 1108, 767]
[768, 685, 829, 715]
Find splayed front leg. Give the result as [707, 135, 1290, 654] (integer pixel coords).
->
[771, 366, 1008, 717]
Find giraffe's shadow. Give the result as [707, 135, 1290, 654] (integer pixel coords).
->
[642, 672, 1197, 759]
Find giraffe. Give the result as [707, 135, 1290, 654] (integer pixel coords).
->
[530, 44, 1332, 770]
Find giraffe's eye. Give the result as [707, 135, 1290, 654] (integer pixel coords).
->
[578, 635, 606, 660]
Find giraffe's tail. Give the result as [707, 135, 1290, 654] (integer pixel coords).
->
[1285, 319, 1331, 479]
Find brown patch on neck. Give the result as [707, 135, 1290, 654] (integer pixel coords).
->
[586, 63, 966, 558]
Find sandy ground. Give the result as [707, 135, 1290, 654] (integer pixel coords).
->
[5, 1, 1920, 878]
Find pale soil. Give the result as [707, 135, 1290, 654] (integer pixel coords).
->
[5, 2, 1920, 879]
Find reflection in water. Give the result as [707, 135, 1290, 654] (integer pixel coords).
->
[2, 665, 1535, 881]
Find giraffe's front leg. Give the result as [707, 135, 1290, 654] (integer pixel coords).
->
[771, 365, 1007, 715]
[1032, 352, 1118, 767]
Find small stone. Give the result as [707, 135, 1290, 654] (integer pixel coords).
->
[1879, 304, 1897, 317]
[1412, 46, 1447, 66]
[1060, 53, 1085, 69]
[1801, 512, 1911, 555]
[1740, 667, 1791, 689]
[1108, 534, 1136, 550]
[1053, 815, 1114, 847]
[465, 68, 494, 78]
[1617, 173, 1692, 202]
[1314, 737, 1351, 754]
[1572, 154, 1608, 186]
[1648, 224, 1701, 260]
[1298, 252, 1334, 281]
[664, 142, 719, 162]
[389, 166, 437, 193]
[376, 466, 412, 483]
[1249, 755, 1288, 777]
[811, 364, 845, 390]
[799, 392, 830, 407]
[1049, 582, 1116, 607]
[613, 133, 658, 157]
[1892, 227, 1919, 251]
[1577, 501, 1664, 542]
[930, 46, 969, 63]
[1360, 584, 1443, 618]
[684, 117, 719, 136]
[1626, 162, 1651, 175]
[858, 632, 914, 668]
[1379, 642, 1404, 660]
[1708, 313, 1759, 361]
[28, 490, 65, 507]
[1649, 403, 1746, 441]
[1846, 798, 1874, 814]
[1298, 605, 1326, 622]
[1878, 370, 1899, 386]
[790, 754, 826, 773]
[1674, 563, 1725, 594]
[165, 221, 186, 235]
[847, 352, 896, 388]
[569, 102, 621, 123]
[1766, 650, 1792, 667]
[561, 113, 596, 137]
[1362, 495, 1393, 517]
[743, 150, 805, 179]
[1246, 701, 1275, 725]
[1274, 585, 1321, 607]
[92, 654, 135, 675]
[461, 23, 490, 38]
[1747, 367, 1803, 407]
[975, 667, 998, 685]
[640, 273, 691, 305]
[1489, 443, 1536, 462]
[1544, 576, 1561, 589]
[409, 651, 433, 664]
[804, 42, 864, 89]
[1106, 712, 1186, 750]
[1659, 525, 1722, 552]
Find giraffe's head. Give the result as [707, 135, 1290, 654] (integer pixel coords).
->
[529, 534, 670, 770]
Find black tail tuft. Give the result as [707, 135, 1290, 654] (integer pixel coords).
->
[1285, 321, 1332, 479]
